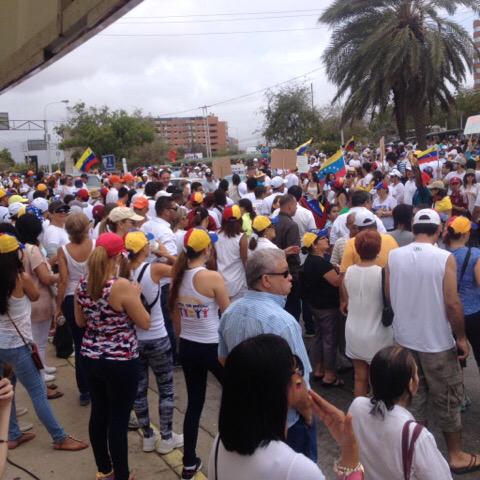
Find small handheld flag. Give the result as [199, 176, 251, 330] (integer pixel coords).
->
[74, 148, 100, 172]
[295, 138, 313, 155]
[318, 150, 346, 179]
[416, 147, 439, 164]
[345, 136, 355, 151]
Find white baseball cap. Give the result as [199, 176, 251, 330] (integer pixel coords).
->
[413, 209, 441, 226]
[390, 169, 402, 178]
[31, 197, 49, 213]
[354, 209, 376, 228]
[271, 176, 286, 189]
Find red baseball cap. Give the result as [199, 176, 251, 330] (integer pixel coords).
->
[76, 188, 89, 201]
[96, 233, 126, 257]
[133, 196, 149, 209]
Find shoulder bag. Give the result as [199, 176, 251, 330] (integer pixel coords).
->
[459, 247, 472, 285]
[402, 420, 424, 480]
[381, 268, 394, 327]
[136, 263, 160, 314]
[7, 311, 44, 370]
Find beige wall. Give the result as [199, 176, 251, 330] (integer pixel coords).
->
[0, 0, 143, 93]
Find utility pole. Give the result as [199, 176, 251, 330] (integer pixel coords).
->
[202, 105, 212, 158]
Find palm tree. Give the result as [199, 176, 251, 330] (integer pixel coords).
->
[320, 1, 480, 147]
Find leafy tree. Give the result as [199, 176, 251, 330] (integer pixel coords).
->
[57, 102, 155, 162]
[0, 148, 15, 171]
[130, 138, 170, 168]
[320, 1, 480, 148]
[261, 85, 322, 148]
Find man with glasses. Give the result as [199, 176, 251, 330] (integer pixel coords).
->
[218, 248, 316, 462]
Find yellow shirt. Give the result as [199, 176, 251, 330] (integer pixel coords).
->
[434, 196, 452, 213]
[340, 233, 399, 273]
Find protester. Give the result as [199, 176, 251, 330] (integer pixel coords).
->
[389, 204, 414, 247]
[168, 228, 230, 480]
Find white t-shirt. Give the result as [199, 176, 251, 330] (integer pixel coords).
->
[42, 224, 69, 258]
[208, 437, 324, 480]
[388, 242, 455, 353]
[372, 196, 397, 231]
[390, 182, 405, 204]
[403, 179, 417, 206]
[349, 397, 451, 480]
[106, 187, 119, 204]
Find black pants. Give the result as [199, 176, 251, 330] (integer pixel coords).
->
[161, 284, 178, 363]
[63, 295, 89, 395]
[179, 338, 224, 466]
[81, 356, 139, 480]
[465, 311, 480, 369]
[285, 279, 301, 322]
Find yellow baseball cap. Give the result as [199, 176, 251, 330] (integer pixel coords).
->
[222, 205, 242, 221]
[448, 216, 471, 234]
[0, 233, 23, 254]
[252, 215, 273, 233]
[8, 194, 28, 205]
[36, 183, 48, 192]
[303, 228, 329, 248]
[184, 228, 217, 253]
[125, 231, 153, 254]
[0, 189, 6, 200]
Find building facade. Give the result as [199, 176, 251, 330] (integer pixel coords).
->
[474, 20, 480, 90]
[152, 115, 228, 155]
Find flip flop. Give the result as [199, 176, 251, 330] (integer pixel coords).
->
[450, 454, 480, 475]
[321, 378, 345, 388]
[47, 390, 64, 400]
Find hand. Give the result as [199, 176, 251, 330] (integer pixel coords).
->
[0, 378, 14, 407]
[153, 243, 169, 258]
[340, 301, 348, 316]
[284, 246, 301, 255]
[456, 336, 470, 362]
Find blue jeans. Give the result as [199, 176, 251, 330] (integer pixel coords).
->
[0, 345, 66, 442]
[286, 416, 318, 462]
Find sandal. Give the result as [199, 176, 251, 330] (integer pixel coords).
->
[48, 389, 64, 400]
[321, 378, 345, 388]
[47, 383, 58, 390]
[53, 435, 89, 451]
[450, 454, 480, 475]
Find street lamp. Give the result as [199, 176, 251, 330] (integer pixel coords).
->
[44, 100, 69, 174]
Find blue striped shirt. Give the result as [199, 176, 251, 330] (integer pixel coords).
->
[218, 290, 312, 428]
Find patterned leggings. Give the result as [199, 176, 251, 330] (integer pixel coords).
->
[133, 336, 174, 439]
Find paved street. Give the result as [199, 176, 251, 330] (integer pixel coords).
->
[4, 341, 480, 480]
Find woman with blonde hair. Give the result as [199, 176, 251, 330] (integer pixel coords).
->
[56, 212, 94, 406]
[75, 233, 150, 480]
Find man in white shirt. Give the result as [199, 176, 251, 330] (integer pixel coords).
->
[263, 176, 286, 215]
[387, 209, 478, 473]
[106, 175, 122, 204]
[389, 169, 405, 204]
[203, 170, 218, 193]
[329, 190, 386, 245]
[403, 166, 418, 206]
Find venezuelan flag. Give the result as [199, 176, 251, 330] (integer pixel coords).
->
[75, 147, 100, 172]
[295, 138, 313, 155]
[345, 136, 355, 151]
[417, 147, 439, 164]
[317, 150, 346, 179]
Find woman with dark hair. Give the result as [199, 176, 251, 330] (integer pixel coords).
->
[463, 169, 477, 216]
[211, 189, 227, 227]
[238, 198, 255, 236]
[343, 230, 394, 397]
[75, 233, 150, 480]
[0, 233, 87, 451]
[16, 214, 60, 388]
[389, 204, 414, 247]
[209, 334, 364, 479]
[168, 228, 230, 479]
[228, 174, 241, 202]
[302, 229, 342, 386]
[349, 346, 451, 479]
[303, 170, 320, 200]
[215, 205, 248, 301]
[248, 215, 279, 253]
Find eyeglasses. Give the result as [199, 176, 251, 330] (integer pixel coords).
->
[264, 269, 290, 279]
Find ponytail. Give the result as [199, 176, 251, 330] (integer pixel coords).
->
[87, 247, 112, 300]
[190, 207, 209, 228]
[118, 250, 141, 279]
[248, 236, 258, 251]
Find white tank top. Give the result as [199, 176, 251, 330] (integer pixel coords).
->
[0, 295, 33, 349]
[132, 262, 167, 341]
[62, 244, 94, 296]
[388, 242, 455, 352]
[215, 232, 247, 298]
[178, 266, 220, 344]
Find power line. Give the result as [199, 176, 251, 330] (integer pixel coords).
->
[117, 13, 321, 24]
[124, 8, 324, 19]
[156, 67, 323, 117]
[100, 26, 322, 37]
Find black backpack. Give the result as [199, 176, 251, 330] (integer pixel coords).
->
[136, 263, 160, 314]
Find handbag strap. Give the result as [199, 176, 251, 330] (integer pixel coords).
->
[136, 263, 160, 310]
[381, 268, 387, 307]
[459, 247, 472, 284]
[402, 420, 424, 480]
[6, 310, 30, 348]
[214, 435, 220, 480]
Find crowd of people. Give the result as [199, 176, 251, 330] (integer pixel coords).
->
[0, 134, 479, 479]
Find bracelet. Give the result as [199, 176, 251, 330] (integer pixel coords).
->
[333, 460, 364, 478]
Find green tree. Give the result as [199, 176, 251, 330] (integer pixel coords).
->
[0, 148, 15, 171]
[130, 138, 170, 168]
[320, 1, 479, 148]
[261, 85, 321, 148]
[57, 102, 155, 163]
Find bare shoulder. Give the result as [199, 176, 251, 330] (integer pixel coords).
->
[196, 269, 223, 283]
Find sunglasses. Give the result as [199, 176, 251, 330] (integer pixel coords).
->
[264, 269, 290, 279]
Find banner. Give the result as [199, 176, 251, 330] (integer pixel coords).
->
[212, 157, 232, 179]
[271, 149, 297, 171]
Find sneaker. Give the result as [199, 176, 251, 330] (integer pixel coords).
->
[44, 366, 57, 374]
[181, 458, 202, 480]
[128, 411, 139, 430]
[79, 393, 91, 407]
[156, 432, 184, 454]
[142, 434, 157, 452]
[16, 407, 28, 417]
[44, 373, 56, 383]
[19, 422, 33, 433]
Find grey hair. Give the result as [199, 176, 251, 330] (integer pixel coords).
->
[246, 248, 286, 289]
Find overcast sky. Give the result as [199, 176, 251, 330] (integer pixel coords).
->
[0, 0, 477, 163]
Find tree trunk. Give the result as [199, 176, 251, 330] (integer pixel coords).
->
[411, 100, 427, 150]
[393, 89, 407, 142]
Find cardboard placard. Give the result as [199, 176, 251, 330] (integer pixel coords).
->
[271, 149, 297, 171]
[297, 155, 309, 173]
[212, 157, 232, 179]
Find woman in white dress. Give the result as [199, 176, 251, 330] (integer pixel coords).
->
[343, 230, 393, 397]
